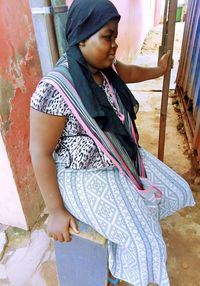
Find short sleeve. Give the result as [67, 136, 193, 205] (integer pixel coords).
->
[30, 82, 70, 116]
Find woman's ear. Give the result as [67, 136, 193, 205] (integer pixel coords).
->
[79, 40, 85, 47]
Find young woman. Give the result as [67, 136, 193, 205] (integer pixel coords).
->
[30, 0, 195, 285]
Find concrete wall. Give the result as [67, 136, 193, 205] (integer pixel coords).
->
[0, 0, 44, 229]
[0, 135, 27, 229]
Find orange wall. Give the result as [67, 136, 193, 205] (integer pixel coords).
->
[0, 0, 44, 228]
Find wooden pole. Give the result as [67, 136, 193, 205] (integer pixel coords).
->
[158, 0, 178, 161]
[158, 0, 169, 62]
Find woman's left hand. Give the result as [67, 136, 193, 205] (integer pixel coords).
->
[158, 50, 171, 75]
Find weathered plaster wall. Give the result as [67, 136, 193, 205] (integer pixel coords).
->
[0, 134, 27, 228]
[0, 1, 44, 229]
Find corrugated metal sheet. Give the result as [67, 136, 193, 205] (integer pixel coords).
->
[176, 0, 200, 168]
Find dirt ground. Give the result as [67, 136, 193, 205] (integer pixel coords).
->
[124, 23, 200, 286]
[0, 23, 200, 286]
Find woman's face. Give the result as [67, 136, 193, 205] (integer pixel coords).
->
[79, 20, 118, 71]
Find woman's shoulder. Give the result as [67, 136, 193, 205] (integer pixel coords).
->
[31, 81, 58, 101]
[30, 81, 70, 116]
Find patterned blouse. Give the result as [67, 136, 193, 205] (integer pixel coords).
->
[30, 80, 118, 169]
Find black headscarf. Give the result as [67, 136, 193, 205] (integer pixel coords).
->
[64, 0, 140, 162]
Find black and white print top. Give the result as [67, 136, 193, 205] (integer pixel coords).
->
[30, 80, 117, 169]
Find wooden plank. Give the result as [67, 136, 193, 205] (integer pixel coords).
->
[69, 220, 107, 246]
[54, 235, 108, 286]
[158, 0, 178, 161]
[44, 219, 108, 285]
[175, 87, 194, 151]
[44, 218, 107, 246]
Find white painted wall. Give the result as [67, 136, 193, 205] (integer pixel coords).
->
[0, 134, 27, 229]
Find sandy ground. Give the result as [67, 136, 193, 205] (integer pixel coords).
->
[123, 22, 200, 286]
[130, 88, 200, 286]
[0, 23, 200, 286]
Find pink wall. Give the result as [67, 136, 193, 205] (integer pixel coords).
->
[0, 0, 44, 228]
[111, 0, 144, 61]
[154, 0, 162, 26]
[0, 134, 27, 228]
[111, 0, 159, 62]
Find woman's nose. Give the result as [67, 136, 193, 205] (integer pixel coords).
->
[112, 39, 118, 49]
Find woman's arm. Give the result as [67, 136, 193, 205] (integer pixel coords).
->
[115, 50, 171, 83]
[29, 108, 79, 242]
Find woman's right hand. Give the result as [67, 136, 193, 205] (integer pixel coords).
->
[47, 209, 79, 242]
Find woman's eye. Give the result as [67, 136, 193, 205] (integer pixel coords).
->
[104, 35, 113, 41]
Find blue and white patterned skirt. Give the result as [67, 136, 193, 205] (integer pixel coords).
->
[56, 147, 195, 286]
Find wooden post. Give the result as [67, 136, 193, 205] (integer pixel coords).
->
[158, 0, 169, 62]
[158, 0, 178, 161]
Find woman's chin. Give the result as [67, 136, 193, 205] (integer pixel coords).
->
[103, 60, 114, 69]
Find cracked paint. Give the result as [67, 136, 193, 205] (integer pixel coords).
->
[0, 77, 14, 132]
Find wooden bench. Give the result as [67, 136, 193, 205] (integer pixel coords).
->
[54, 220, 108, 286]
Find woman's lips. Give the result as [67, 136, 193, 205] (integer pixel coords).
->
[108, 54, 115, 60]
